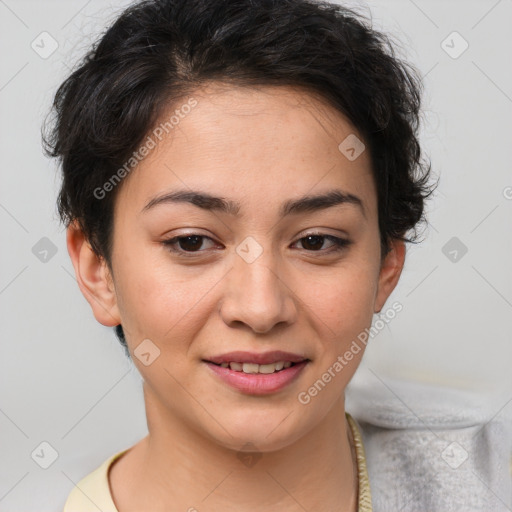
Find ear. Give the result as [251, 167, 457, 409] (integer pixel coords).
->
[66, 221, 121, 327]
[374, 238, 406, 313]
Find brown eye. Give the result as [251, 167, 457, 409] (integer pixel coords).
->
[162, 232, 352, 258]
[162, 234, 216, 255]
[294, 234, 351, 253]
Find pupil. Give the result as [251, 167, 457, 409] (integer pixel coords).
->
[303, 235, 323, 250]
[179, 235, 202, 251]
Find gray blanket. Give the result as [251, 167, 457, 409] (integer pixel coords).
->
[346, 371, 512, 511]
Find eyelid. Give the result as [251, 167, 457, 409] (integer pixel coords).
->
[161, 231, 352, 257]
[292, 233, 352, 253]
[161, 232, 218, 254]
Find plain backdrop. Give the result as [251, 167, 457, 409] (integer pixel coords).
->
[1, 0, 511, 510]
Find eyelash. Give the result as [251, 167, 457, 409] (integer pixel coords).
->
[161, 233, 352, 257]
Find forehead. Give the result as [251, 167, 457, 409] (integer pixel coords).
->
[115, 83, 376, 220]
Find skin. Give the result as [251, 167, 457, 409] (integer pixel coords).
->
[67, 83, 405, 511]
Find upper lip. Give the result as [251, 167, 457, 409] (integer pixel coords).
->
[205, 351, 309, 365]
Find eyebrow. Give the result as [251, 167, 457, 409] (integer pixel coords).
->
[141, 188, 366, 219]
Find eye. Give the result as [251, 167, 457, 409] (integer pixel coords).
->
[292, 233, 352, 253]
[162, 234, 217, 255]
[162, 232, 351, 257]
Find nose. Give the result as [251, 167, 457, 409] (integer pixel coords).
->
[219, 248, 298, 334]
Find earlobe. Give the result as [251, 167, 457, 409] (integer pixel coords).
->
[66, 221, 121, 327]
[374, 239, 406, 313]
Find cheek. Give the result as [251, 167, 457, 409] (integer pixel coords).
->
[113, 255, 221, 345]
[303, 268, 378, 397]
[308, 263, 378, 339]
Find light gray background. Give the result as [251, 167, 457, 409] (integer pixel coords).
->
[1, 0, 511, 510]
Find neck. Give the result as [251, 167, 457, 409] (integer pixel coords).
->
[112, 385, 358, 512]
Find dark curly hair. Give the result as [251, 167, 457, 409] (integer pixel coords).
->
[42, 0, 436, 356]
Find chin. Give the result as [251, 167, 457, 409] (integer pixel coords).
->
[204, 406, 313, 453]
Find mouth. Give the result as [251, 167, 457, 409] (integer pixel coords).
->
[205, 350, 308, 366]
[203, 351, 310, 395]
[207, 360, 302, 374]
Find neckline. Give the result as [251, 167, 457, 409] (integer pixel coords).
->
[346, 412, 373, 512]
[105, 414, 372, 512]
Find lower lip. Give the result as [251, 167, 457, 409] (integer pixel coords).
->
[204, 361, 309, 395]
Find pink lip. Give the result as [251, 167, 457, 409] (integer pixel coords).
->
[204, 360, 309, 395]
[205, 350, 307, 365]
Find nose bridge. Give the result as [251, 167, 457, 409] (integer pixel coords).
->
[238, 248, 282, 301]
[221, 237, 296, 332]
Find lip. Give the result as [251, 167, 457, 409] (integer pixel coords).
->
[205, 350, 308, 365]
[204, 360, 310, 395]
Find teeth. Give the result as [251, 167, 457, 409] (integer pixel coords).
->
[220, 361, 297, 374]
[242, 363, 259, 374]
[258, 363, 278, 374]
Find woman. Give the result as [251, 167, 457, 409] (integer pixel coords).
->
[44, 0, 436, 510]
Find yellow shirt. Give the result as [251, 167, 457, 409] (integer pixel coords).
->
[63, 412, 371, 511]
[63, 448, 128, 512]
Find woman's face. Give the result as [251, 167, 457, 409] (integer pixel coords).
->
[76, 83, 404, 452]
